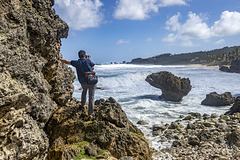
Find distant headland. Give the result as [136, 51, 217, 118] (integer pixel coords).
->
[129, 46, 240, 66]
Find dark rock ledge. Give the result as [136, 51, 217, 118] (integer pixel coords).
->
[47, 97, 151, 160]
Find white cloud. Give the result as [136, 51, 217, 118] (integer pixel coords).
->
[162, 33, 177, 42]
[180, 12, 211, 39]
[180, 39, 194, 47]
[114, 0, 187, 20]
[215, 39, 225, 45]
[70, 31, 78, 37]
[55, 0, 104, 30]
[166, 12, 211, 40]
[146, 38, 153, 42]
[165, 12, 181, 31]
[211, 11, 240, 37]
[163, 11, 240, 46]
[116, 39, 130, 45]
[159, 0, 187, 7]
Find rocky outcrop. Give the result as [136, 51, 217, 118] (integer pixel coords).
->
[201, 92, 235, 106]
[47, 97, 151, 160]
[219, 65, 230, 72]
[0, 0, 151, 160]
[219, 60, 240, 73]
[225, 96, 240, 115]
[0, 0, 74, 159]
[152, 112, 240, 159]
[146, 71, 192, 102]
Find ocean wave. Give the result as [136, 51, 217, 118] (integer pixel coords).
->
[72, 64, 240, 151]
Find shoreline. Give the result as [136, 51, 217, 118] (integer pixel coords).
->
[185, 64, 220, 68]
[150, 112, 240, 159]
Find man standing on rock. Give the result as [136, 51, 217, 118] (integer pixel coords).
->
[59, 50, 96, 118]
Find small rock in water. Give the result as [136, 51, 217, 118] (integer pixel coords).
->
[188, 136, 200, 146]
[211, 113, 218, 118]
[203, 113, 210, 120]
[183, 115, 193, 120]
[168, 122, 179, 129]
[186, 122, 195, 130]
[153, 124, 167, 131]
[189, 112, 202, 118]
[137, 120, 149, 125]
[201, 92, 234, 106]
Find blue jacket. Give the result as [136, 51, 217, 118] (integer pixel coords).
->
[70, 59, 95, 83]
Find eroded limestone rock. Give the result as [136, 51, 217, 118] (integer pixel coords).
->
[0, 0, 74, 159]
[201, 92, 234, 106]
[47, 98, 151, 160]
[146, 71, 191, 102]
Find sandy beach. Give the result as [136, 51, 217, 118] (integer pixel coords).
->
[186, 64, 220, 68]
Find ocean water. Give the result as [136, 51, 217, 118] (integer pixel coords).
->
[71, 64, 240, 150]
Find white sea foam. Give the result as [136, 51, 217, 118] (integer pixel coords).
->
[71, 64, 240, 150]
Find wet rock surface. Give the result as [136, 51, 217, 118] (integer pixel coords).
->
[146, 71, 192, 102]
[201, 92, 235, 106]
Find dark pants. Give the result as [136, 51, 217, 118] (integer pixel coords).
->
[81, 83, 96, 115]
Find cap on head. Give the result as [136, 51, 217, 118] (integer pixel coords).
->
[78, 50, 86, 58]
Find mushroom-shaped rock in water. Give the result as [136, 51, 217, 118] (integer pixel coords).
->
[145, 71, 192, 102]
[201, 92, 234, 106]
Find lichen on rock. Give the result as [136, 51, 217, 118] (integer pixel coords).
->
[47, 97, 151, 160]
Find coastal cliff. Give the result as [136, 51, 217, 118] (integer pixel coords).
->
[0, 0, 151, 159]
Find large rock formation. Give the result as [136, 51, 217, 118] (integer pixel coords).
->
[0, 0, 151, 159]
[47, 97, 151, 160]
[146, 71, 192, 102]
[0, 0, 74, 159]
[219, 60, 240, 73]
[225, 96, 240, 115]
[201, 92, 235, 106]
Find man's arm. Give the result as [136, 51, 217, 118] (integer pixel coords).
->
[60, 58, 71, 64]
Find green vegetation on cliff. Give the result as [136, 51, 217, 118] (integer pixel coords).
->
[130, 46, 240, 66]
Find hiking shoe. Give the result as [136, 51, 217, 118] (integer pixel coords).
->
[88, 113, 95, 119]
[88, 115, 94, 120]
[90, 113, 95, 116]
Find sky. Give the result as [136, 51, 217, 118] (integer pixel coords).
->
[54, 0, 240, 63]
